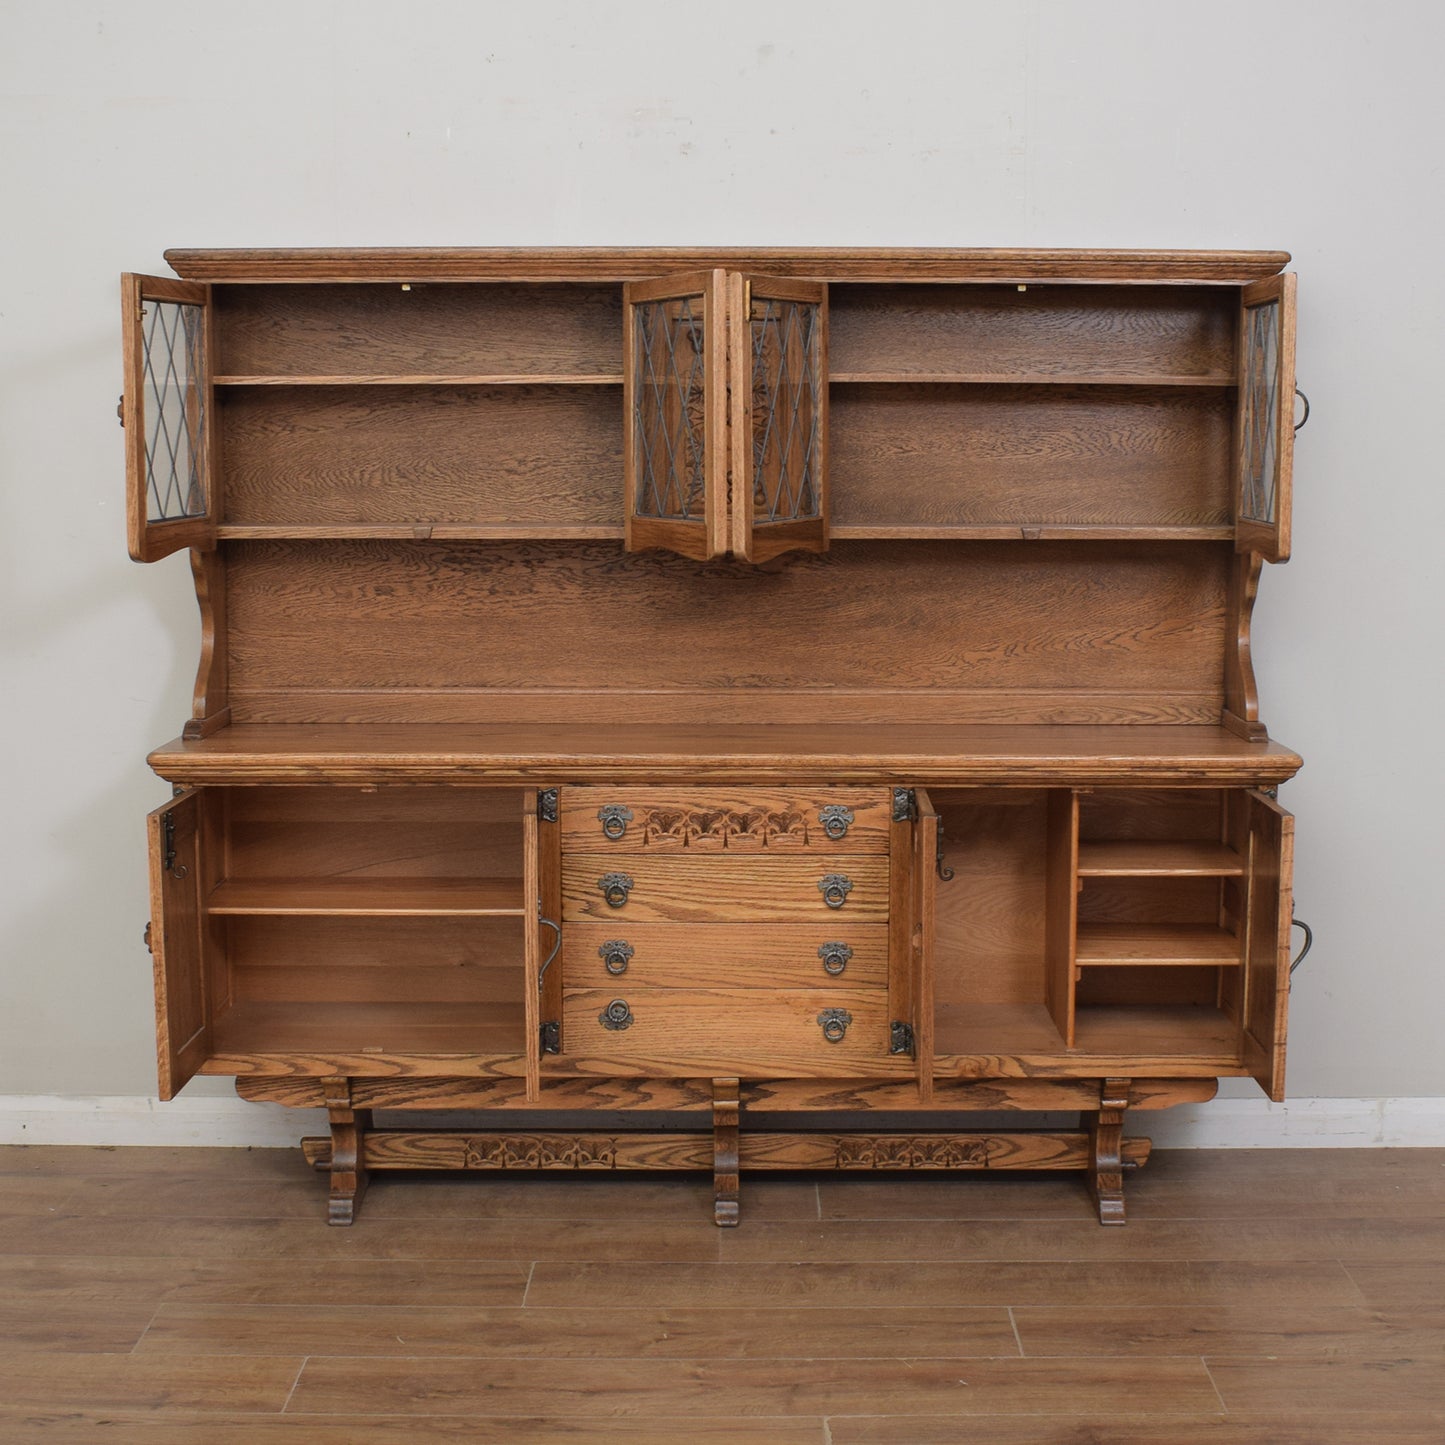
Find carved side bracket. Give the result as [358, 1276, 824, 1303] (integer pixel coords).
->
[1223, 551, 1267, 741]
[322, 1076, 372, 1226]
[713, 1077, 741, 1228]
[183, 547, 231, 740]
[1087, 1076, 1131, 1226]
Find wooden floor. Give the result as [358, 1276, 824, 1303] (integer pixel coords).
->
[0, 1145, 1442, 1442]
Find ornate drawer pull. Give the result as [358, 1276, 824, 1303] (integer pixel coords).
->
[598, 805, 634, 840]
[599, 939, 634, 976]
[599, 998, 634, 1031]
[818, 805, 854, 841]
[597, 873, 634, 908]
[818, 873, 853, 909]
[818, 941, 853, 976]
[817, 1008, 853, 1043]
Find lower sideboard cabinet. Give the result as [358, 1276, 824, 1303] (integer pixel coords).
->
[144, 778, 1295, 1224]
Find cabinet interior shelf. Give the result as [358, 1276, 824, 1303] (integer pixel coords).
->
[828, 372, 1237, 387]
[1076, 841, 1244, 876]
[1074, 923, 1241, 967]
[932, 1001, 1240, 1060]
[207, 877, 526, 917]
[208, 1000, 527, 1059]
[214, 373, 625, 387]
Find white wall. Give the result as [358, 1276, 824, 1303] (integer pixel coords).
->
[1, 0, 1441, 1122]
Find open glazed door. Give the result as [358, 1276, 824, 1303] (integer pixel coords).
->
[729, 275, 829, 563]
[1235, 273, 1297, 563]
[122, 275, 217, 562]
[1242, 790, 1295, 1101]
[889, 788, 937, 1097]
[624, 270, 728, 559]
[523, 789, 562, 1101]
[146, 790, 212, 1098]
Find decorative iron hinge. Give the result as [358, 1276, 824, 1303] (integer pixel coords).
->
[890, 1020, 916, 1056]
[539, 1020, 560, 1054]
[891, 788, 916, 823]
[537, 789, 559, 823]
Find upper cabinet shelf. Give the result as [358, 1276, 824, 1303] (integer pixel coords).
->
[122, 260, 1298, 564]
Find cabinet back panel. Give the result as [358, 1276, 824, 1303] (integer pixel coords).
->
[1079, 789, 1224, 840]
[830, 385, 1232, 527]
[1076, 877, 1221, 924]
[1076, 966, 1224, 1009]
[228, 916, 524, 1004]
[215, 283, 623, 376]
[225, 787, 523, 879]
[223, 540, 1230, 724]
[220, 386, 622, 526]
[828, 285, 1236, 378]
[933, 791, 1048, 1007]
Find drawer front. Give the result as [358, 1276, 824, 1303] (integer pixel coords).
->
[561, 853, 890, 923]
[563, 922, 889, 990]
[560, 787, 892, 854]
[562, 987, 892, 1075]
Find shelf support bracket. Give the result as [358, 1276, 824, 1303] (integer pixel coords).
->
[322, 1076, 373, 1227]
[712, 1077, 741, 1228]
[1086, 1076, 1131, 1226]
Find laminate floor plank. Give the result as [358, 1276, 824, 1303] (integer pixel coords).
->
[288, 1354, 1221, 1418]
[826, 1415, 1445, 1444]
[715, 1215, 1445, 1263]
[1207, 1354, 1445, 1414]
[0, 1411, 826, 1444]
[0, 1351, 303, 1412]
[0, 1146, 307, 1180]
[1012, 1303, 1445, 1358]
[0, 1213, 723, 1262]
[137, 1302, 1018, 1358]
[1343, 1261, 1445, 1311]
[525, 1259, 1364, 1310]
[162, 1257, 531, 1307]
[0, 1174, 81, 1214]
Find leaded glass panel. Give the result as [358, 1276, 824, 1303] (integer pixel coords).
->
[748, 296, 823, 523]
[1240, 299, 1280, 525]
[632, 297, 707, 521]
[142, 299, 208, 522]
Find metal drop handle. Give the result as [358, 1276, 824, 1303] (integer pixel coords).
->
[598, 805, 633, 840]
[599, 998, 634, 1031]
[599, 939, 634, 976]
[818, 805, 854, 841]
[817, 1008, 853, 1043]
[818, 941, 853, 976]
[1294, 388, 1310, 432]
[818, 874, 853, 909]
[536, 915, 561, 986]
[598, 873, 634, 909]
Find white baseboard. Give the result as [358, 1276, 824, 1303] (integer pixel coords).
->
[0, 1094, 1442, 1148]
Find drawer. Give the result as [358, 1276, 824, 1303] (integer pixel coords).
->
[561, 987, 892, 1075]
[563, 922, 888, 990]
[561, 853, 890, 923]
[559, 786, 892, 853]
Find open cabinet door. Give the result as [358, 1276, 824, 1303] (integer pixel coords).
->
[624, 270, 728, 560]
[122, 275, 217, 562]
[145, 790, 211, 1099]
[729, 275, 829, 563]
[890, 788, 937, 1098]
[523, 789, 562, 1101]
[1243, 790, 1295, 1101]
[1235, 273, 1296, 563]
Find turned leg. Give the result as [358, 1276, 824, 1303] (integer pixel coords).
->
[1087, 1077, 1131, 1226]
[712, 1077, 741, 1227]
[322, 1076, 372, 1226]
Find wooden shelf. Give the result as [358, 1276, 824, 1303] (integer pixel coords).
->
[829, 524, 1234, 542]
[207, 877, 525, 917]
[829, 372, 1236, 387]
[207, 1001, 526, 1060]
[933, 1001, 1240, 1062]
[1077, 841, 1244, 877]
[1075, 923, 1240, 967]
[216, 523, 626, 541]
[214, 373, 624, 386]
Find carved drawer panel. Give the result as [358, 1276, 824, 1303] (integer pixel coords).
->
[560, 987, 893, 1076]
[560, 853, 889, 923]
[563, 922, 888, 990]
[559, 787, 892, 853]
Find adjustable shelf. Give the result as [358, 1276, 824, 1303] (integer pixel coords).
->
[829, 372, 1236, 387]
[207, 877, 526, 917]
[1075, 922, 1241, 968]
[214, 373, 624, 386]
[1077, 841, 1244, 876]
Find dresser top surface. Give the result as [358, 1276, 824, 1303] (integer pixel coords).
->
[148, 723, 1303, 788]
